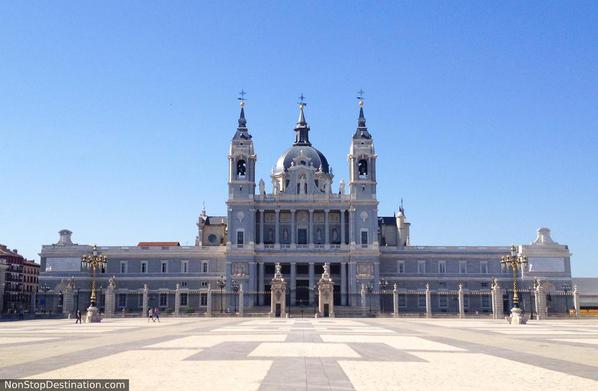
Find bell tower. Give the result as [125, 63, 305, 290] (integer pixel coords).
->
[226, 94, 257, 251]
[348, 94, 379, 249]
[348, 97, 377, 199]
[228, 96, 256, 199]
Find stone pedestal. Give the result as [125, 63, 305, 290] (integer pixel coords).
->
[269, 263, 287, 318]
[317, 263, 334, 318]
[457, 284, 465, 319]
[104, 287, 115, 318]
[238, 284, 244, 317]
[205, 285, 212, 317]
[360, 284, 367, 317]
[392, 283, 399, 318]
[508, 306, 527, 325]
[174, 284, 181, 316]
[573, 285, 580, 318]
[491, 279, 504, 320]
[142, 284, 149, 317]
[425, 284, 432, 318]
[63, 287, 74, 316]
[85, 305, 101, 323]
[534, 282, 546, 320]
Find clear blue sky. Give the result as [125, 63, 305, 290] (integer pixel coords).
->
[1, 2, 596, 276]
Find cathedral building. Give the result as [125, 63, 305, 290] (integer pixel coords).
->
[38, 99, 574, 316]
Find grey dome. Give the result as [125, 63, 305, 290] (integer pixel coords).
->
[275, 146, 330, 174]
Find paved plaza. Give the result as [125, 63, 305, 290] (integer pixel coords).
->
[0, 317, 597, 390]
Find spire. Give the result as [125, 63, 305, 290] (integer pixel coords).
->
[293, 94, 311, 146]
[353, 90, 372, 140]
[232, 90, 252, 141]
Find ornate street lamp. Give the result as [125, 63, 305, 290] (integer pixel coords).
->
[216, 275, 226, 313]
[501, 245, 528, 324]
[81, 244, 108, 322]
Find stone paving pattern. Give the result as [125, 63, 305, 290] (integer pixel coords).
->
[0, 317, 597, 390]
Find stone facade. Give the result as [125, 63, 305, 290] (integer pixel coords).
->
[38, 101, 575, 317]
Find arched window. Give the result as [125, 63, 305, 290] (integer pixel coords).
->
[358, 159, 368, 177]
[236, 159, 247, 176]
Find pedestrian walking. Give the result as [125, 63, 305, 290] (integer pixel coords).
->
[75, 309, 82, 324]
[148, 307, 154, 323]
[154, 306, 160, 322]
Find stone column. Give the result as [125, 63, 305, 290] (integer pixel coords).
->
[491, 281, 504, 320]
[308, 209, 314, 247]
[318, 264, 334, 317]
[205, 284, 212, 317]
[239, 283, 244, 317]
[340, 209, 346, 246]
[290, 261, 296, 306]
[535, 282, 546, 320]
[573, 285, 580, 318]
[275, 209, 280, 247]
[259, 209, 264, 245]
[393, 283, 399, 318]
[324, 209, 330, 246]
[458, 284, 465, 319]
[258, 262, 265, 306]
[425, 283, 432, 318]
[248, 262, 256, 307]
[62, 287, 74, 316]
[308, 262, 315, 304]
[348, 262, 357, 306]
[105, 286, 115, 318]
[290, 209, 296, 247]
[142, 284, 148, 317]
[340, 262, 347, 306]
[361, 283, 367, 316]
[174, 284, 181, 316]
[349, 208, 355, 246]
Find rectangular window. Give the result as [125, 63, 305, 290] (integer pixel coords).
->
[202, 262, 208, 273]
[480, 261, 489, 274]
[481, 295, 490, 309]
[141, 261, 147, 273]
[361, 230, 368, 248]
[399, 294, 407, 308]
[464, 295, 470, 309]
[138, 294, 143, 307]
[459, 261, 467, 274]
[418, 295, 426, 308]
[118, 293, 126, 308]
[237, 231, 244, 248]
[438, 261, 446, 274]
[397, 261, 405, 274]
[120, 262, 127, 274]
[417, 261, 426, 274]
[200, 293, 208, 306]
[181, 261, 189, 273]
[159, 293, 168, 307]
[201, 281, 208, 288]
[438, 295, 448, 308]
[180, 293, 188, 306]
[161, 261, 168, 273]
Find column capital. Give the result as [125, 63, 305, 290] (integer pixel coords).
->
[290, 209, 296, 213]
[259, 209, 265, 213]
[275, 209, 280, 214]
[309, 209, 314, 214]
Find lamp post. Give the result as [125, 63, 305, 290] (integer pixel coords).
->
[81, 244, 108, 322]
[232, 279, 240, 313]
[216, 275, 226, 313]
[501, 245, 528, 324]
